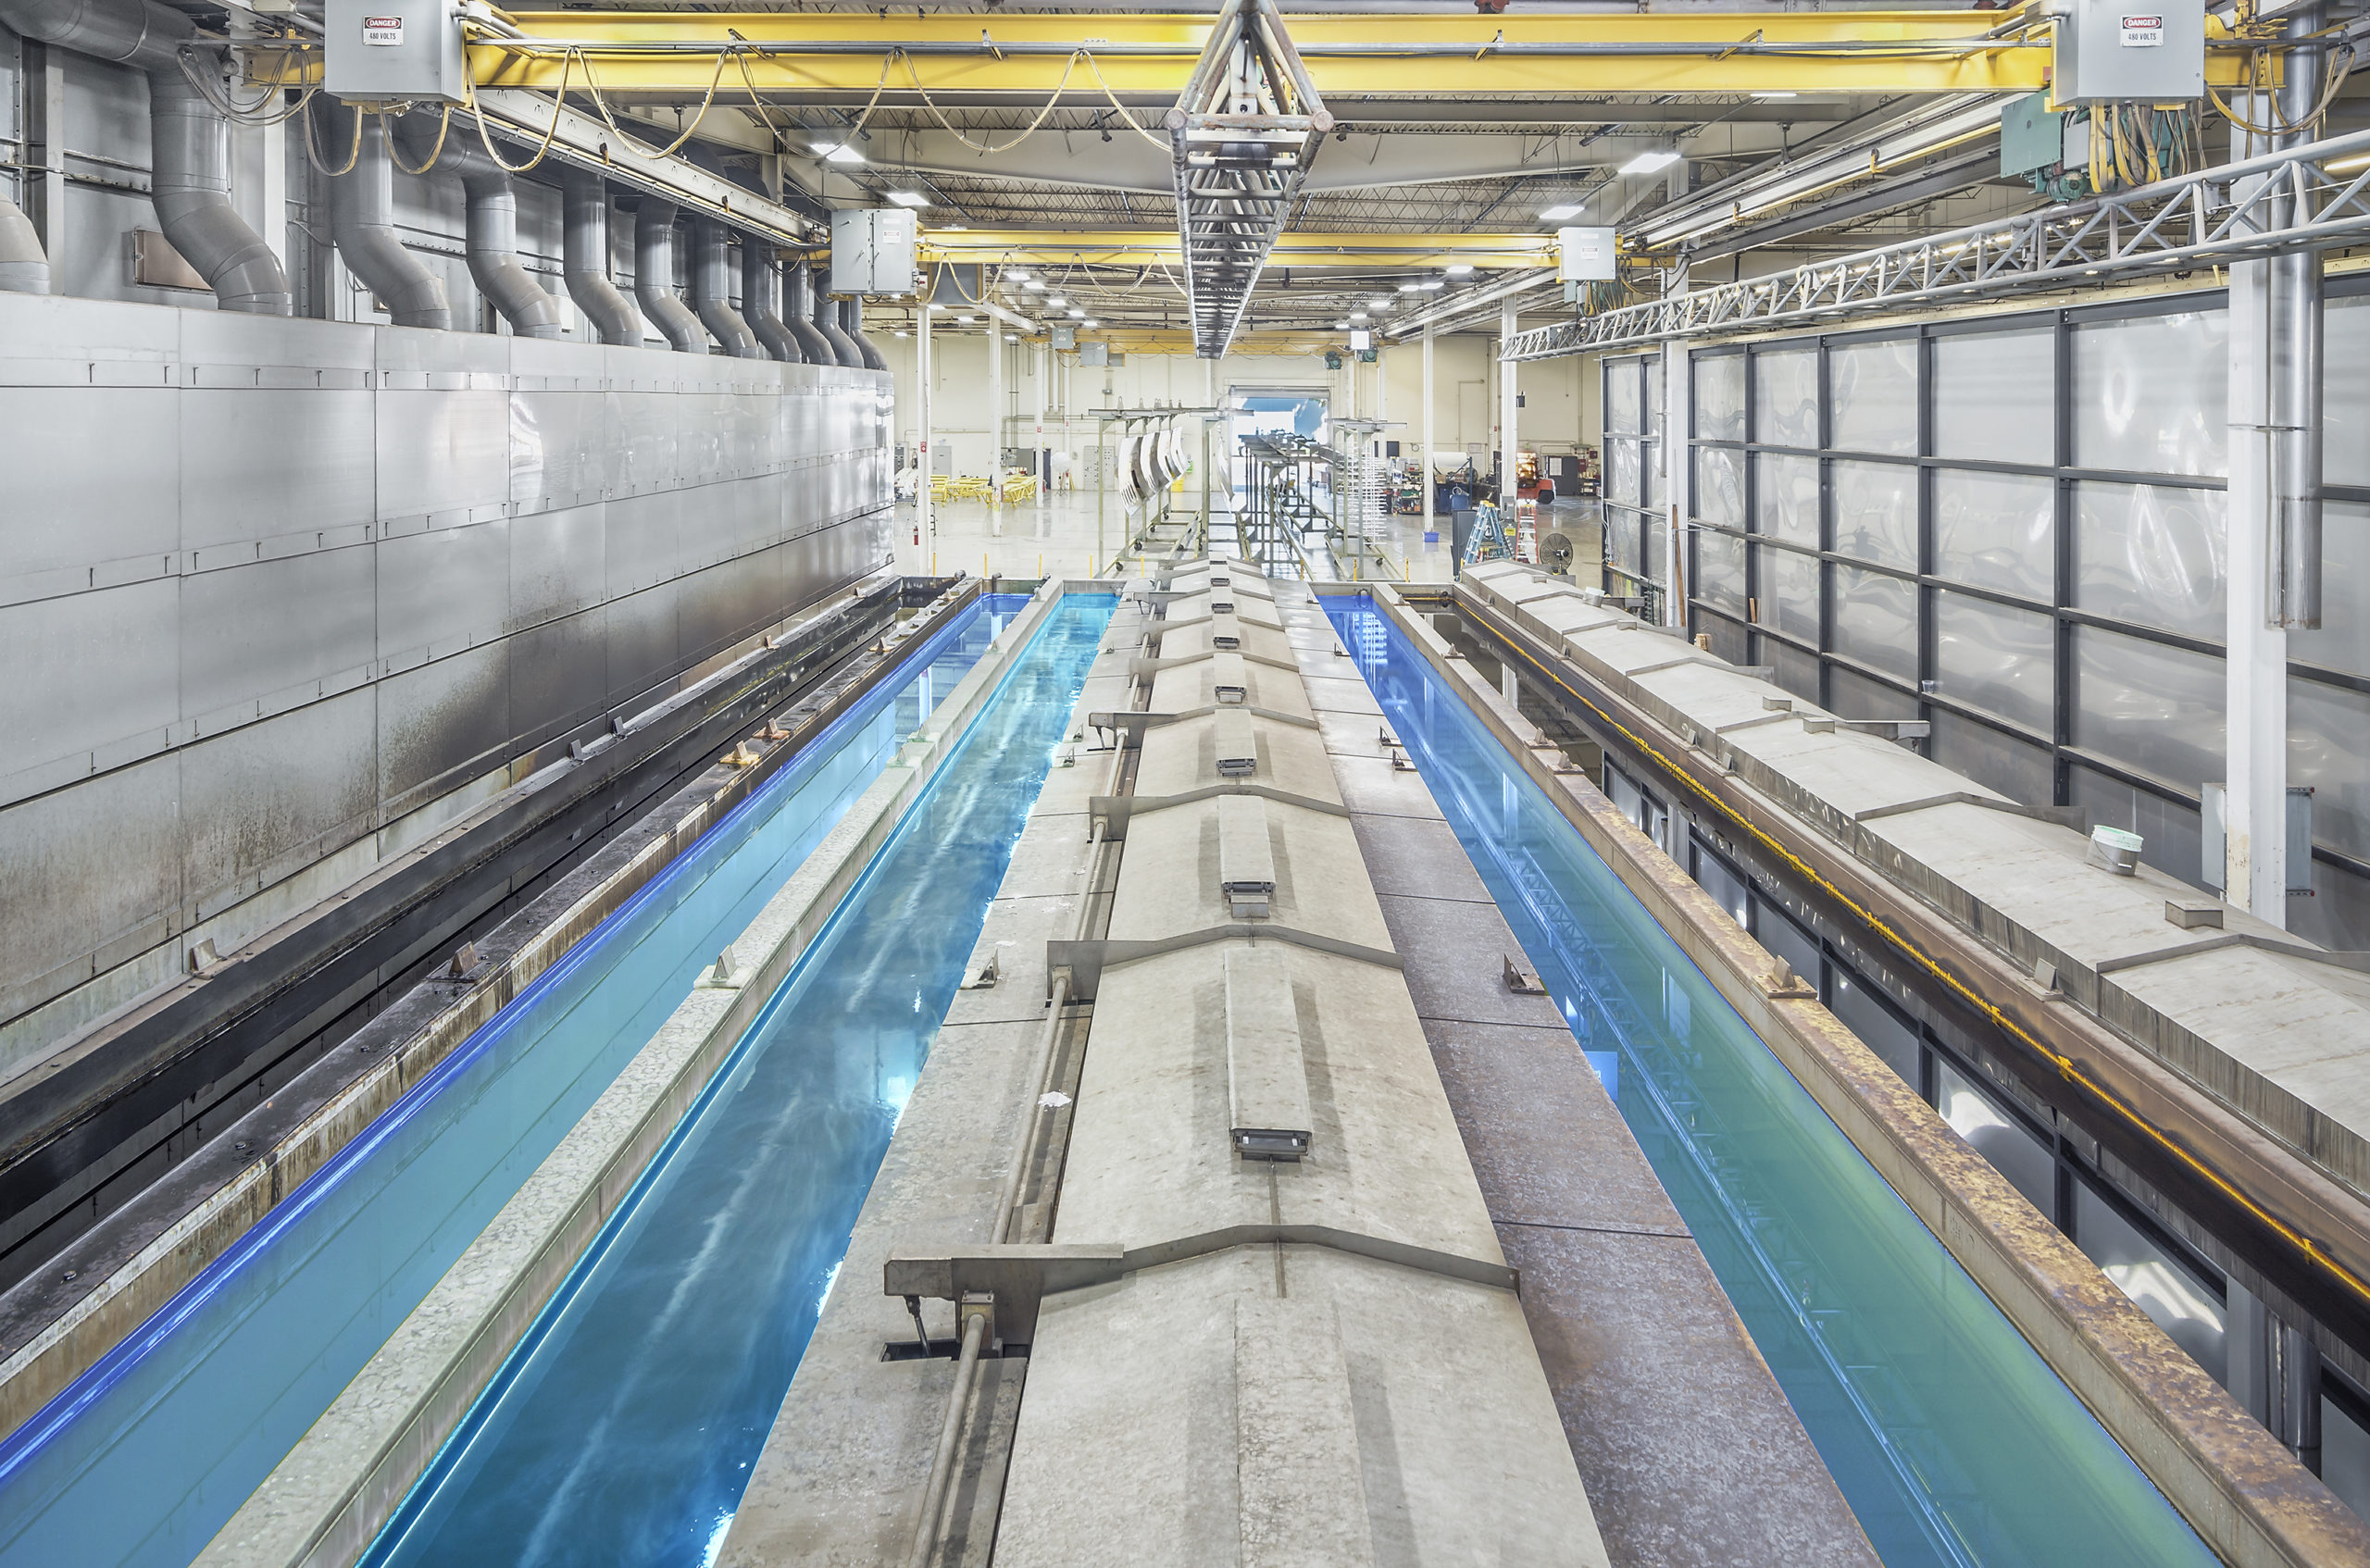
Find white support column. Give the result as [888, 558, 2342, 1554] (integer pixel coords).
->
[2224, 93, 2289, 923]
[1421, 321, 1436, 545]
[1661, 336, 1688, 628]
[1031, 341, 1047, 504]
[1499, 302, 1518, 518]
[918, 299, 934, 574]
[987, 321, 1004, 531]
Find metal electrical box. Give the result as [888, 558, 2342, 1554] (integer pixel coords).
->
[1080, 342, 1109, 367]
[2001, 92, 2067, 178]
[830, 208, 918, 296]
[1556, 226, 1616, 282]
[2052, 0, 2204, 106]
[325, 0, 467, 105]
[1051, 326, 1077, 350]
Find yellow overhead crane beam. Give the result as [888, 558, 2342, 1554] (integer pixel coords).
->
[911, 230, 1555, 271]
[462, 10, 2251, 99]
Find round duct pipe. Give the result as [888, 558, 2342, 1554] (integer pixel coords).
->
[840, 297, 887, 370]
[780, 261, 837, 365]
[561, 170, 642, 345]
[0, 195, 49, 294]
[691, 217, 761, 358]
[400, 118, 563, 339]
[632, 199, 706, 354]
[322, 104, 450, 330]
[742, 241, 799, 363]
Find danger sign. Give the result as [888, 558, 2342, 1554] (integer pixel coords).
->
[361, 14, 404, 45]
[2120, 13, 2164, 46]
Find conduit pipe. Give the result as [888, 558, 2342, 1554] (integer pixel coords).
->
[325, 105, 449, 329]
[691, 216, 760, 357]
[781, 260, 837, 364]
[812, 279, 862, 367]
[632, 198, 706, 354]
[561, 169, 641, 345]
[742, 240, 798, 362]
[0, 0, 289, 314]
[841, 297, 887, 370]
[401, 119, 562, 338]
[0, 194, 47, 293]
[2275, 2, 2325, 629]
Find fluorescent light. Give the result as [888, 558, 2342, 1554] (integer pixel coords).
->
[893, 330, 909, 338]
[1024, 280, 1045, 290]
[1620, 150, 1680, 176]
[1351, 311, 1367, 321]
[1753, 91, 1798, 99]
[1397, 280, 1422, 292]
[1067, 308, 1085, 317]
[814, 141, 865, 165]
[956, 314, 975, 323]
[1006, 332, 1020, 342]
[1366, 297, 1389, 309]
[1445, 263, 1474, 276]
[928, 302, 945, 311]
[1046, 296, 1066, 308]
[1540, 204, 1582, 221]
[1006, 268, 1030, 280]
[1333, 319, 1349, 329]
[887, 191, 927, 207]
[1419, 280, 1443, 291]
[1082, 318, 1098, 328]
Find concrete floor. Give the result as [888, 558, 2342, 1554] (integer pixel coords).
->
[891, 487, 1606, 586]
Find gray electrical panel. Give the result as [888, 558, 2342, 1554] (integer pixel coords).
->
[830, 208, 919, 296]
[1052, 326, 1077, 350]
[325, 0, 467, 104]
[1080, 342, 1109, 367]
[2052, 0, 2203, 106]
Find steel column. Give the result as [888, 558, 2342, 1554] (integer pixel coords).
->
[1498, 301, 1516, 533]
[1421, 320, 1435, 548]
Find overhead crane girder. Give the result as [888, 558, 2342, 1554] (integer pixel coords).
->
[467, 10, 2254, 100]
[913, 230, 1557, 271]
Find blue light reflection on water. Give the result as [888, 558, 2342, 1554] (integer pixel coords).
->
[1323, 598, 2214, 1568]
[359, 594, 1112, 1568]
[0, 597, 1025, 1568]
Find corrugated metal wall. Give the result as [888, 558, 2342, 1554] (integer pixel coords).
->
[0, 292, 893, 1073]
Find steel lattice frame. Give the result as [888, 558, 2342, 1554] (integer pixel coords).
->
[1503, 127, 2370, 362]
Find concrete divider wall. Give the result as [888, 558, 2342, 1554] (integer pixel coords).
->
[1368, 584, 2370, 1568]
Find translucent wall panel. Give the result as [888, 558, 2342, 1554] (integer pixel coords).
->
[1831, 460, 1919, 570]
[1763, 637, 1821, 704]
[1936, 591, 2055, 733]
[1645, 440, 1665, 508]
[2290, 678, 2370, 861]
[1828, 665, 1921, 722]
[1645, 514, 1667, 584]
[1645, 355, 1664, 440]
[1829, 338, 1919, 455]
[1694, 352, 1746, 442]
[1607, 438, 1640, 504]
[1754, 346, 1819, 447]
[1831, 564, 1919, 680]
[2289, 499, 2370, 677]
[2326, 295, 2370, 488]
[1928, 709, 2056, 805]
[1935, 468, 2054, 602]
[1934, 326, 2055, 464]
[2073, 1178, 2227, 1385]
[2070, 765, 2208, 888]
[1753, 900, 1824, 994]
[1831, 971, 1922, 1085]
[2074, 482, 2226, 640]
[1753, 452, 1819, 545]
[2074, 626, 2224, 788]
[2073, 310, 2228, 478]
[1696, 528, 1746, 616]
[1694, 445, 1744, 527]
[1938, 1060, 2058, 1216]
[1606, 359, 1642, 434]
[1754, 542, 1821, 641]
[1606, 507, 1645, 577]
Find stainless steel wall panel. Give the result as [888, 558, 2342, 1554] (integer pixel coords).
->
[180, 550, 376, 729]
[1831, 564, 1918, 681]
[2326, 297, 2370, 489]
[614, 392, 682, 498]
[376, 520, 511, 668]
[505, 607, 610, 740]
[0, 389, 180, 585]
[507, 504, 606, 631]
[377, 642, 514, 806]
[605, 581, 680, 703]
[2289, 678, 2370, 863]
[1934, 591, 2055, 733]
[180, 312, 373, 380]
[181, 391, 377, 551]
[2291, 498, 2369, 678]
[679, 393, 727, 485]
[374, 390, 509, 526]
[376, 324, 506, 378]
[603, 492, 682, 599]
[178, 691, 380, 915]
[508, 389, 617, 513]
[0, 579, 179, 781]
[0, 291, 179, 370]
[2073, 481, 2226, 641]
[0, 755, 183, 1023]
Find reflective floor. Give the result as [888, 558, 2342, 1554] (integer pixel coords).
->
[360, 595, 1112, 1568]
[1325, 598, 2215, 1568]
[0, 600, 1021, 1568]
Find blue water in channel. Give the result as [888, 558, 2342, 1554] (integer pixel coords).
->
[1323, 600, 2214, 1568]
[0, 591, 1057, 1568]
[355, 593, 1111, 1567]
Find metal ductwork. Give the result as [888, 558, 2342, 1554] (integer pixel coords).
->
[840, 297, 887, 371]
[811, 278, 862, 367]
[781, 261, 836, 365]
[691, 217, 760, 358]
[323, 105, 449, 329]
[0, 195, 48, 294]
[561, 170, 641, 345]
[401, 119, 561, 339]
[742, 240, 798, 363]
[632, 199, 706, 355]
[0, 0, 290, 315]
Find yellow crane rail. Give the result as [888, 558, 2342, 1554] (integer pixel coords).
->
[911, 230, 1556, 270]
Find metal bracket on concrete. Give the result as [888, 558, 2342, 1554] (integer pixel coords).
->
[2094, 933, 2370, 980]
[1802, 716, 1932, 740]
[1128, 650, 1303, 680]
[1088, 785, 1347, 840]
[1852, 791, 2083, 829]
[1046, 926, 1402, 1002]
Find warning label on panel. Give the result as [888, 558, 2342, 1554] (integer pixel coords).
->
[2121, 13, 2164, 46]
[362, 15, 405, 45]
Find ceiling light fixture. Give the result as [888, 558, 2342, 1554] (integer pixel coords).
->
[1445, 263, 1474, 276]
[1083, 318, 1099, 328]
[1024, 280, 1045, 291]
[1351, 311, 1367, 321]
[1419, 280, 1443, 291]
[957, 315, 976, 323]
[1397, 280, 1421, 292]
[1620, 149, 1680, 177]
[886, 191, 927, 207]
[1047, 296, 1067, 308]
[1068, 308, 1085, 317]
[814, 141, 865, 165]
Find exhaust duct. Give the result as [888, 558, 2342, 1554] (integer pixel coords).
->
[0, 194, 48, 294]
[691, 217, 760, 358]
[812, 279, 862, 367]
[840, 297, 887, 370]
[742, 240, 798, 362]
[401, 118, 561, 339]
[0, 0, 289, 314]
[632, 198, 706, 354]
[324, 104, 449, 330]
[781, 261, 836, 365]
[561, 170, 641, 345]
